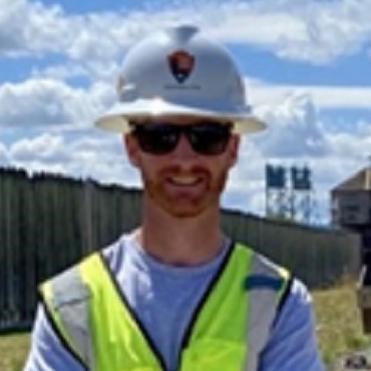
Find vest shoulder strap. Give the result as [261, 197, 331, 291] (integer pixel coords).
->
[238, 243, 291, 371]
[40, 254, 97, 370]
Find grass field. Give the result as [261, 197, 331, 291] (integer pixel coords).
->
[313, 281, 371, 366]
[0, 332, 30, 371]
[0, 282, 370, 370]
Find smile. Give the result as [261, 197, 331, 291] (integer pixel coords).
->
[167, 176, 203, 186]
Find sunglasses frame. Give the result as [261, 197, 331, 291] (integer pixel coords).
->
[129, 121, 234, 156]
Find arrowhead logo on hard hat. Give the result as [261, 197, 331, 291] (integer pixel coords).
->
[168, 50, 195, 84]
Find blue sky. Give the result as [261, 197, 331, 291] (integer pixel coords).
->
[1, 0, 371, 224]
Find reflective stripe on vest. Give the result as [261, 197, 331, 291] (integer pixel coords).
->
[40, 242, 290, 371]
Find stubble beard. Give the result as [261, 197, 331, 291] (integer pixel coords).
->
[143, 165, 229, 218]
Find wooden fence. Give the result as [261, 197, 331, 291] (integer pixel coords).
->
[0, 167, 361, 332]
[221, 212, 360, 287]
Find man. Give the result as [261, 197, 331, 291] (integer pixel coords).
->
[25, 25, 324, 370]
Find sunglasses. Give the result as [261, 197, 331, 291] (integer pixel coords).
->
[130, 122, 233, 155]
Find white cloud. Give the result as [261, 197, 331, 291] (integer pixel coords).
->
[31, 63, 89, 81]
[252, 92, 329, 158]
[250, 90, 371, 171]
[7, 129, 141, 188]
[2, 0, 371, 66]
[329, 132, 371, 162]
[10, 133, 67, 163]
[208, 0, 371, 63]
[0, 141, 9, 165]
[223, 155, 267, 216]
[0, 0, 72, 56]
[5, 68, 370, 133]
[246, 79, 371, 110]
[224, 90, 371, 219]
[0, 78, 111, 127]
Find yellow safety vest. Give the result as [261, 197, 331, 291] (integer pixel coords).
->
[41, 242, 290, 371]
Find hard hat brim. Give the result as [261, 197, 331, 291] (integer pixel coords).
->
[95, 99, 266, 134]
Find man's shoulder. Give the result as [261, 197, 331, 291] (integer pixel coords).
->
[233, 241, 312, 309]
[40, 233, 131, 306]
[234, 241, 291, 279]
[40, 259, 91, 310]
[45, 233, 129, 282]
[251, 251, 311, 306]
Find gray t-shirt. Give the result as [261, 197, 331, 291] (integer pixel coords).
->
[105, 232, 230, 370]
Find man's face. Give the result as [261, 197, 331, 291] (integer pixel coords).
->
[124, 116, 240, 218]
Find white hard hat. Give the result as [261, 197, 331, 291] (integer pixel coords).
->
[95, 25, 266, 134]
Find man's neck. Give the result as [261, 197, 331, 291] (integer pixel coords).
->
[137, 203, 224, 267]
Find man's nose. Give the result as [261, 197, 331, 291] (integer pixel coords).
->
[172, 134, 198, 161]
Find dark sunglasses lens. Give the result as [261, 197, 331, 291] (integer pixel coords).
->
[189, 124, 231, 155]
[134, 125, 179, 154]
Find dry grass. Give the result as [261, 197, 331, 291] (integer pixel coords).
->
[313, 281, 371, 366]
[0, 332, 30, 371]
[1, 281, 371, 370]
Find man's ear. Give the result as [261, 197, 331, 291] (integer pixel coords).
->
[123, 134, 140, 167]
[228, 134, 240, 167]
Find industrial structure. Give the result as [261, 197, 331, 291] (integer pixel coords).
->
[331, 166, 371, 332]
[265, 164, 313, 224]
[331, 166, 371, 260]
